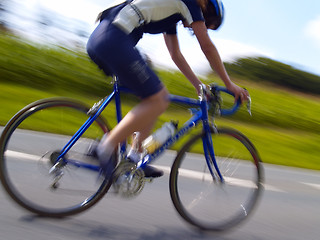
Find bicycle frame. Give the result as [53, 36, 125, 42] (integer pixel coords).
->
[139, 93, 222, 180]
[54, 77, 230, 181]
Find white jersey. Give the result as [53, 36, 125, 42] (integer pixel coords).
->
[112, 0, 204, 34]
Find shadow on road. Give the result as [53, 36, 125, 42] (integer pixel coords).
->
[19, 214, 259, 240]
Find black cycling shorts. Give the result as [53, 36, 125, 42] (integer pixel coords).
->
[87, 20, 163, 99]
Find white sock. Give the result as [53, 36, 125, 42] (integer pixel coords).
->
[127, 148, 141, 163]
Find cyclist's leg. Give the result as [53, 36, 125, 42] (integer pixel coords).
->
[96, 89, 169, 178]
[101, 88, 168, 178]
[104, 87, 169, 148]
[87, 23, 169, 175]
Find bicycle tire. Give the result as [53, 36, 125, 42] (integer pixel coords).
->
[169, 127, 264, 232]
[0, 98, 113, 217]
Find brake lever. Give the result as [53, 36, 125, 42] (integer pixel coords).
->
[246, 95, 252, 116]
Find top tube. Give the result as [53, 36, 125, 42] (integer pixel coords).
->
[118, 83, 241, 116]
[168, 86, 242, 117]
[169, 95, 201, 107]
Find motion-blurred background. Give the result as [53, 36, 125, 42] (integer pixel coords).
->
[0, 0, 319, 170]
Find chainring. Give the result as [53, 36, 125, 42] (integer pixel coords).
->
[112, 162, 145, 198]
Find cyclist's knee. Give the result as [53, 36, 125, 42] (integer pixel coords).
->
[148, 87, 169, 112]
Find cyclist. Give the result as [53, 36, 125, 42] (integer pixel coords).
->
[86, 0, 249, 178]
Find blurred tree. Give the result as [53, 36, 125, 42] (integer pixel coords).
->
[0, 0, 9, 31]
[225, 57, 320, 95]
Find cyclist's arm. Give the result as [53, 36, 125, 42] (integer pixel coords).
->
[163, 33, 202, 94]
[191, 21, 249, 102]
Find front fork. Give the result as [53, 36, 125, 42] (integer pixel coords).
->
[199, 84, 224, 182]
[202, 126, 224, 183]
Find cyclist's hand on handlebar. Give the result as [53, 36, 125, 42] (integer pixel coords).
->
[227, 82, 250, 103]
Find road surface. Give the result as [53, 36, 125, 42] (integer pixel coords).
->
[0, 149, 320, 240]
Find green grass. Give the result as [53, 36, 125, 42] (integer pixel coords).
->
[0, 33, 319, 170]
[1, 82, 319, 170]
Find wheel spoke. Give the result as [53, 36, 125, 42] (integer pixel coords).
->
[0, 99, 112, 217]
[170, 128, 263, 231]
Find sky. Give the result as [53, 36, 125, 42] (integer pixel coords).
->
[5, 0, 320, 76]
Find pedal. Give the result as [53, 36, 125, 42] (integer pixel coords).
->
[144, 178, 153, 183]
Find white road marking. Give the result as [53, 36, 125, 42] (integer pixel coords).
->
[6, 150, 40, 162]
[302, 182, 320, 191]
[4, 150, 287, 193]
[155, 165, 284, 192]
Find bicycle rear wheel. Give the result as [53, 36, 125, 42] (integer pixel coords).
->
[170, 127, 263, 231]
[0, 98, 112, 217]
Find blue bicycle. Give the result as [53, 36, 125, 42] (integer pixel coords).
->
[0, 77, 263, 231]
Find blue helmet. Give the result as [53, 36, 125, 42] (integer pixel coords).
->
[203, 0, 225, 30]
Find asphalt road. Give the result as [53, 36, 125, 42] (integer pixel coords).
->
[1, 149, 320, 240]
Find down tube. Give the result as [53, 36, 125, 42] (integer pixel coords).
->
[57, 92, 115, 162]
[202, 131, 224, 182]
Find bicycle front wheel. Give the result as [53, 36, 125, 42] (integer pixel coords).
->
[170, 127, 263, 232]
[0, 98, 112, 217]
